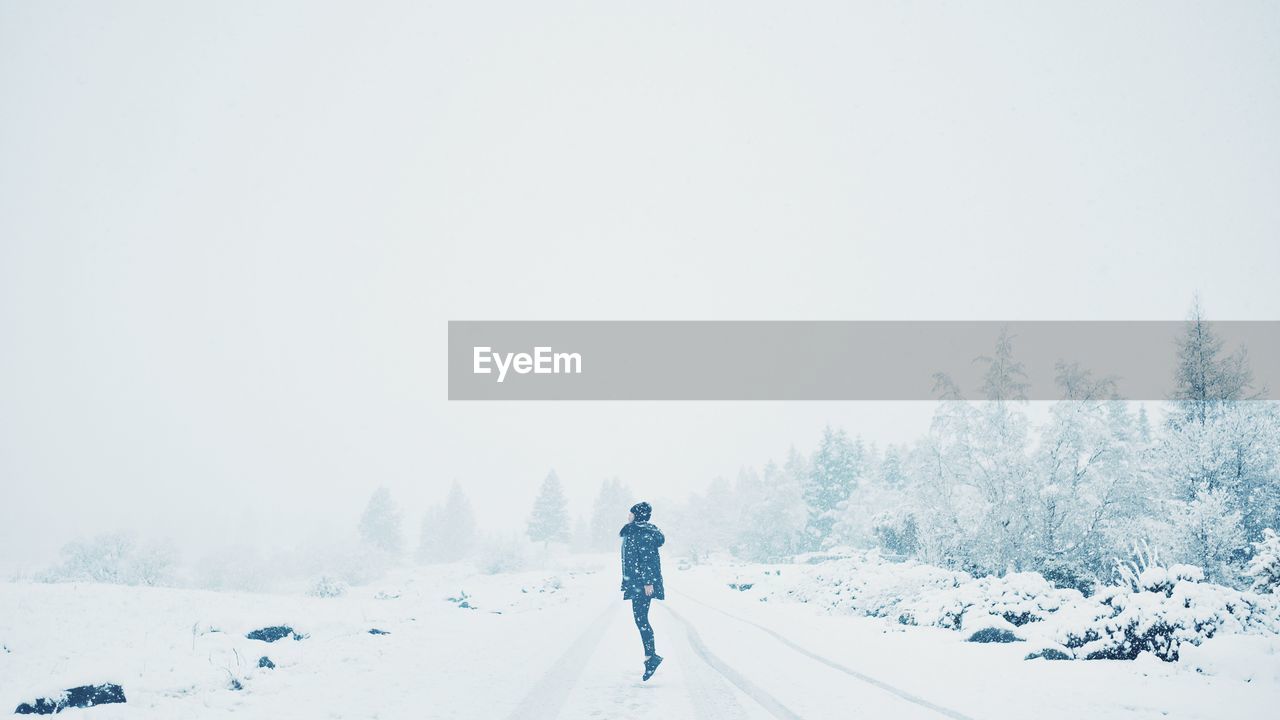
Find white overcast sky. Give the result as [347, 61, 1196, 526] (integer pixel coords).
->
[2, 1, 1278, 570]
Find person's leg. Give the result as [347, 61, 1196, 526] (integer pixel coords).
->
[631, 596, 655, 657]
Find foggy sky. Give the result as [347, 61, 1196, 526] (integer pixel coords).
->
[2, 1, 1279, 572]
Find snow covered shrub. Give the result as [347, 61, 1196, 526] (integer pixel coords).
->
[871, 510, 919, 558]
[475, 534, 530, 574]
[967, 627, 1020, 643]
[43, 532, 176, 586]
[1040, 561, 1097, 596]
[897, 571, 1082, 631]
[744, 542, 1280, 663]
[802, 556, 967, 621]
[749, 551, 1079, 633]
[1025, 648, 1071, 660]
[193, 544, 279, 591]
[1246, 528, 1280, 593]
[307, 575, 348, 598]
[1053, 553, 1278, 661]
[320, 542, 392, 587]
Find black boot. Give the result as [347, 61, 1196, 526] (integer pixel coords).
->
[642, 654, 663, 681]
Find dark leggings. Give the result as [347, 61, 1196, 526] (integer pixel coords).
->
[631, 596, 655, 657]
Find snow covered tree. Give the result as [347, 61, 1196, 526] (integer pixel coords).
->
[1136, 405, 1153, 445]
[47, 532, 177, 586]
[804, 425, 863, 549]
[978, 327, 1030, 403]
[734, 465, 765, 517]
[871, 508, 919, 558]
[527, 469, 571, 546]
[55, 531, 135, 584]
[783, 444, 809, 508]
[589, 477, 633, 550]
[1151, 300, 1279, 583]
[1246, 528, 1280, 593]
[129, 541, 179, 586]
[417, 481, 476, 562]
[880, 446, 906, 487]
[1027, 364, 1148, 590]
[834, 446, 910, 551]
[681, 476, 738, 559]
[1169, 298, 1254, 428]
[737, 460, 809, 561]
[909, 331, 1034, 576]
[358, 487, 403, 555]
[1181, 485, 1247, 584]
[571, 515, 591, 552]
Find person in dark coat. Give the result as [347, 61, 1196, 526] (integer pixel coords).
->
[621, 501, 665, 681]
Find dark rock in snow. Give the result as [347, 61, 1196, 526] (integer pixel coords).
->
[246, 626, 305, 642]
[728, 583, 754, 591]
[13, 698, 57, 715]
[15, 683, 127, 714]
[368, 628, 390, 635]
[228, 678, 243, 691]
[1025, 648, 1072, 660]
[258, 656, 276, 669]
[967, 628, 1021, 643]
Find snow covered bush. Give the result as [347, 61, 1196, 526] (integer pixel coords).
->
[871, 510, 919, 558]
[1246, 528, 1280, 593]
[898, 571, 1084, 630]
[303, 541, 392, 588]
[192, 535, 391, 591]
[755, 553, 968, 621]
[307, 575, 348, 598]
[743, 551, 1079, 632]
[42, 532, 177, 586]
[474, 534, 530, 574]
[731, 548, 1280, 663]
[967, 627, 1020, 643]
[1049, 554, 1280, 661]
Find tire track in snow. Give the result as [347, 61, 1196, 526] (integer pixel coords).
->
[675, 590, 978, 720]
[663, 604, 805, 720]
[504, 602, 617, 720]
[660, 605, 757, 720]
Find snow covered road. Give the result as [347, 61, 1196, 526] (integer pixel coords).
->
[667, 591, 970, 720]
[2, 561, 1276, 718]
[511, 570, 972, 720]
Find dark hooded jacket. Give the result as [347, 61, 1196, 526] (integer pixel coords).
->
[620, 521, 665, 600]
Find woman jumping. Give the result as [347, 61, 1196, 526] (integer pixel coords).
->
[620, 501, 665, 681]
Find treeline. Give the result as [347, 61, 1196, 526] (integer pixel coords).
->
[358, 471, 641, 567]
[364, 302, 1279, 590]
[667, 303, 1280, 592]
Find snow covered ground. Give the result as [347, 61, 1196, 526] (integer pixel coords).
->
[2, 555, 1277, 719]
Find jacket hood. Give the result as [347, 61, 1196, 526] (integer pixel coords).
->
[620, 520, 661, 538]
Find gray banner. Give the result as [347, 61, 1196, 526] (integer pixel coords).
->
[447, 321, 1280, 401]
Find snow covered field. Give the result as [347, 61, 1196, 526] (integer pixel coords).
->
[3, 555, 1277, 719]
